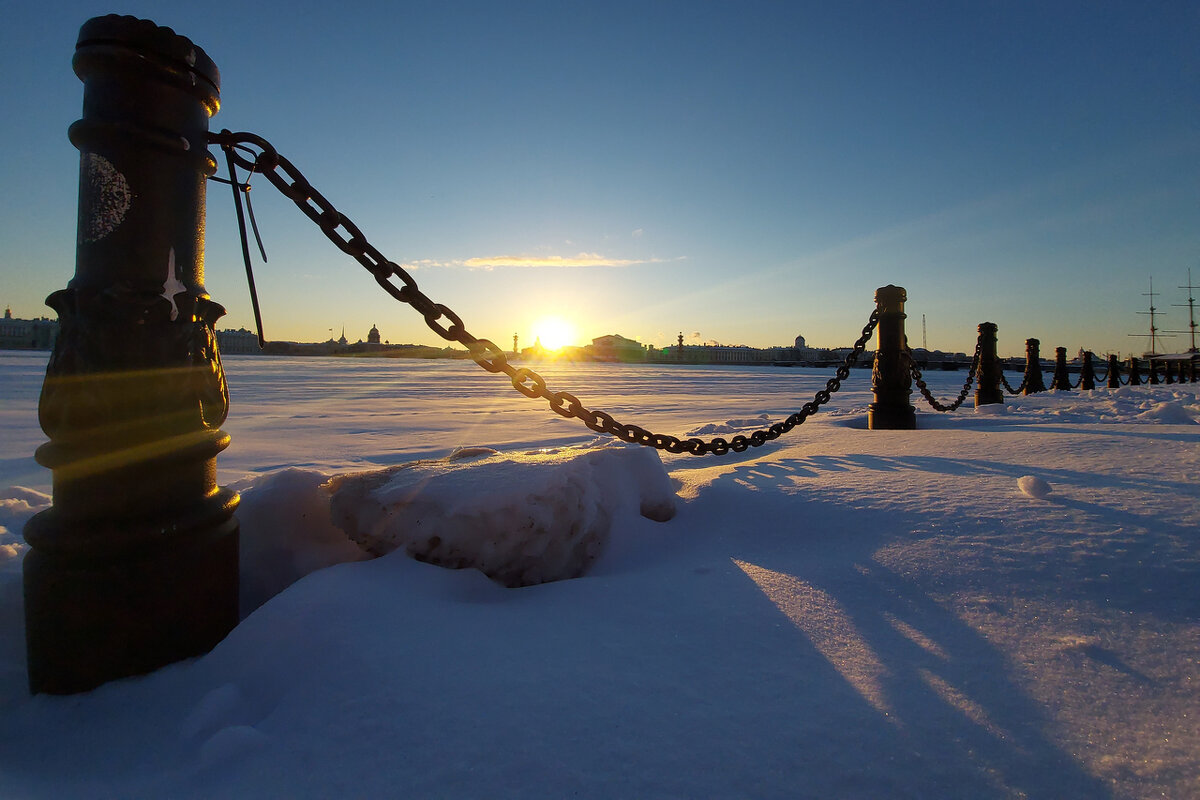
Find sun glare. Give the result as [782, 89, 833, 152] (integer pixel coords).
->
[531, 317, 576, 352]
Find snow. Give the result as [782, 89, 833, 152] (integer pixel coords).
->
[0, 350, 1198, 798]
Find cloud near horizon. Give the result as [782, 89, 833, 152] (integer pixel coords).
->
[399, 253, 684, 272]
[464, 252, 654, 269]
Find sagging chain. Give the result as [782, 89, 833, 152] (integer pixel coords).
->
[906, 339, 981, 412]
[209, 129, 880, 456]
[999, 370, 1026, 395]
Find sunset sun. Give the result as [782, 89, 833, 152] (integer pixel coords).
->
[531, 316, 576, 352]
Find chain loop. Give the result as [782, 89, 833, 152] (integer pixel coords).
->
[209, 130, 880, 456]
[999, 370, 1027, 396]
[908, 339, 981, 412]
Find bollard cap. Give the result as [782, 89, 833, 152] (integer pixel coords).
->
[77, 15, 219, 97]
[874, 284, 906, 310]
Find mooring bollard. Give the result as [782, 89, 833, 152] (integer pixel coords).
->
[1127, 356, 1142, 386]
[974, 322, 1003, 407]
[1079, 351, 1096, 391]
[22, 16, 239, 694]
[1022, 338, 1046, 394]
[1049, 347, 1072, 391]
[868, 285, 915, 430]
[1106, 354, 1121, 388]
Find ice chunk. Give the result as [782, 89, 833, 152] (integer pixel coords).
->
[1017, 475, 1052, 499]
[326, 445, 676, 587]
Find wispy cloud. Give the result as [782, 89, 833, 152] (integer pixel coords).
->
[399, 253, 684, 272]
[464, 252, 646, 269]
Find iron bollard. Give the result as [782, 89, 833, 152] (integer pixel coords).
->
[974, 322, 1003, 407]
[868, 285, 915, 430]
[1106, 354, 1121, 388]
[22, 16, 239, 694]
[1127, 356, 1142, 386]
[1049, 347, 1072, 391]
[1022, 338, 1046, 394]
[1079, 351, 1096, 390]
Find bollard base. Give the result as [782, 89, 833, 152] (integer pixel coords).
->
[23, 512, 238, 695]
[868, 403, 915, 430]
[974, 390, 1004, 407]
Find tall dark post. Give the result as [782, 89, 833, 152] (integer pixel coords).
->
[1165, 361, 1176, 384]
[1079, 351, 1096, 390]
[1191, 359, 1198, 383]
[1127, 356, 1142, 386]
[22, 16, 239, 694]
[974, 322, 1003, 407]
[1049, 347, 1072, 391]
[1149, 360, 1160, 385]
[1106, 354, 1121, 388]
[868, 285, 915, 430]
[1022, 338, 1046, 394]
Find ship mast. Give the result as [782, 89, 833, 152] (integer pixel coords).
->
[1165, 268, 1198, 353]
[1129, 277, 1174, 356]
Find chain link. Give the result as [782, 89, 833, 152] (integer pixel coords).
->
[999, 370, 1026, 396]
[210, 130, 879, 455]
[907, 339, 981, 412]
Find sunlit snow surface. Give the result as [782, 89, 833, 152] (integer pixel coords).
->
[1, 351, 1198, 799]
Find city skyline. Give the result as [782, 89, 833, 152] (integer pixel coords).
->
[1, 1, 1197, 358]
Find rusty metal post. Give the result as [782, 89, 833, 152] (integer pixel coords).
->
[22, 16, 238, 694]
[1022, 338, 1046, 394]
[1106, 354, 1121, 388]
[1049, 347, 1072, 391]
[974, 322, 1003, 407]
[868, 285, 915, 430]
[1079, 351, 1096, 390]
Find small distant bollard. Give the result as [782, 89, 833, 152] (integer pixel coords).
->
[868, 285, 915, 430]
[22, 16, 239, 694]
[1106, 354, 1121, 388]
[974, 322, 1003, 407]
[1049, 347, 1072, 391]
[1022, 338, 1046, 394]
[1127, 356, 1142, 386]
[1079, 351, 1096, 391]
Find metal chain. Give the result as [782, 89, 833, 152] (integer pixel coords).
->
[999, 370, 1026, 395]
[907, 340, 981, 412]
[209, 129, 880, 456]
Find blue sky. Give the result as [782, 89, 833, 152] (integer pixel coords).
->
[1, 1, 1197, 356]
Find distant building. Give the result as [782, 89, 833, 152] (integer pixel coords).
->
[588, 334, 646, 362]
[368, 324, 381, 345]
[216, 328, 260, 355]
[0, 307, 58, 351]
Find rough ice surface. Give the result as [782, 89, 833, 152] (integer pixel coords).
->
[0, 353, 1198, 799]
[326, 444, 676, 587]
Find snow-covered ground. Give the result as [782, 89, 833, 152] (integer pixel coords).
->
[1, 350, 1198, 799]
